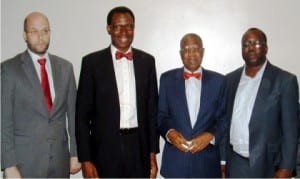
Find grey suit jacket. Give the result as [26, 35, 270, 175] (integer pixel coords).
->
[1, 51, 77, 177]
[225, 61, 299, 177]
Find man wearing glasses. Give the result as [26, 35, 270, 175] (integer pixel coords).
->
[76, 6, 159, 178]
[1, 12, 81, 178]
[157, 33, 227, 178]
[225, 27, 299, 177]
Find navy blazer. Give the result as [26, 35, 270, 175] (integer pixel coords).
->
[75, 47, 159, 177]
[157, 67, 227, 178]
[225, 62, 299, 177]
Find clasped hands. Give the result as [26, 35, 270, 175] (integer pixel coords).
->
[167, 130, 213, 154]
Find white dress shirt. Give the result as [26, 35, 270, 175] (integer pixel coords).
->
[28, 49, 55, 102]
[230, 61, 267, 157]
[185, 67, 202, 128]
[111, 45, 138, 129]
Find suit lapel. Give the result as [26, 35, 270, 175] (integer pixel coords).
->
[175, 68, 193, 129]
[21, 51, 49, 116]
[49, 54, 60, 115]
[193, 69, 209, 129]
[228, 68, 243, 119]
[249, 62, 273, 129]
[132, 49, 141, 106]
[106, 47, 120, 127]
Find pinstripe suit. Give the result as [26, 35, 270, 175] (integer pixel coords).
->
[157, 67, 227, 177]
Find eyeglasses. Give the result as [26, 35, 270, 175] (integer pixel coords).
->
[180, 46, 203, 54]
[111, 24, 134, 32]
[242, 41, 265, 48]
[26, 29, 50, 36]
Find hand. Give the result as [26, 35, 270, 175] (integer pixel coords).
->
[4, 166, 22, 178]
[70, 156, 82, 174]
[150, 152, 158, 178]
[167, 130, 190, 152]
[221, 164, 226, 178]
[189, 132, 213, 154]
[82, 161, 99, 178]
[273, 168, 292, 178]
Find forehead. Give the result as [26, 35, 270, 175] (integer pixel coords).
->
[111, 13, 134, 23]
[242, 30, 264, 42]
[181, 36, 202, 47]
[26, 14, 49, 28]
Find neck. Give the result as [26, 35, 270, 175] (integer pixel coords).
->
[245, 65, 263, 77]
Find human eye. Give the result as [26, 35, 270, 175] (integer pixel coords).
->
[27, 29, 38, 35]
[125, 24, 134, 31]
[112, 25, 122, 31]
[41, 29, 50, 35]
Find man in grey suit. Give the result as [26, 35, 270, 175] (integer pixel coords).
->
[225, 27, 299, 177]
[1, 12, 81, 178]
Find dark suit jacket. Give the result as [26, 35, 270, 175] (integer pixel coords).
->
[157, 67, 228, 178]
[225, 61, 299, 177]
[1, 51, 77, 177]
[76, 47, 159, 177]
[296, 103, 300, 177]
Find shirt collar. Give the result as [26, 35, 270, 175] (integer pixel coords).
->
[27, 49, 49, 62]
[242, 60, 267, 79]
[184, 66, 202, 74]
[110, 44, 132, 60]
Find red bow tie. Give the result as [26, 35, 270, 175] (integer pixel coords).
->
[115, 51, 133, 60]
[183, 72, 201, 80]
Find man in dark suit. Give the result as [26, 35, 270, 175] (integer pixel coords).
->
[225, 27, 299, 177]
[157, 33, 227, 178]
[296, 103, 300, 177]
[1, 12, 81, 178]
[76, 6, 159, 178]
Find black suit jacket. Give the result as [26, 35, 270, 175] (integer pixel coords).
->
[76, 47, 159, 176]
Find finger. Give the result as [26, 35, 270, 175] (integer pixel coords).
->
[174, 142, 189, 152]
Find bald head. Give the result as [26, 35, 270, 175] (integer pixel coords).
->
[24, 12, 50, 32]
[180, 33, 203, 49]
[23, 12, 51, 56]
[179, 33, 204, 72]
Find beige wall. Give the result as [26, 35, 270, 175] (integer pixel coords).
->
[2, 0, 300, 178]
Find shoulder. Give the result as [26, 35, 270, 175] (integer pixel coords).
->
[132, 48, 155, 61]
[203, 68, 224, 79]
[49, 54, 73, 67]
[80, 48, 111, 68]
[83, 48, 110, 60]
[267, 63, 297, 79]
[202, 68, 226, 88]
[225, 66, 243, 79]
[1, 52, 25, 72]
[160, 68, 182, 80]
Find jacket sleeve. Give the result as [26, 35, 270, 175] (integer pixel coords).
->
[1, 63, 18, 170]
[279, 75, 299, 170]
[66, 64, 78, 156]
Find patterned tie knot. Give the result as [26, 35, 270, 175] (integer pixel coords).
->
[183, 71, 201, 80]
[115, 51, 133, 60]
[38, 58, 46, 66]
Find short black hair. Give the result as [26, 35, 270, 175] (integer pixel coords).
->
[244, 27, 267, 44]
[107, 6, 135, 25]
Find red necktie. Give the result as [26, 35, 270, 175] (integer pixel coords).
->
[38, 58, 53, 112]
[183, 72, 201, 80]
[115, 51, 133, 60]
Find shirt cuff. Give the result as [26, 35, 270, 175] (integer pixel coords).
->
[210, 136, 215, 145]
[166, 129, 175, 143]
